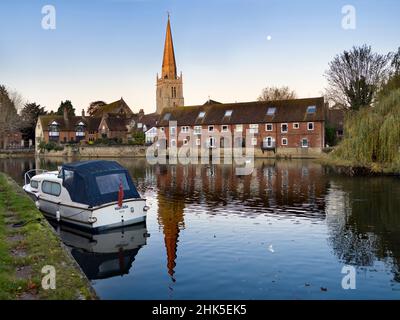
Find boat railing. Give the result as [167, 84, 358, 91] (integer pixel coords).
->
[24, 169, 48, 186]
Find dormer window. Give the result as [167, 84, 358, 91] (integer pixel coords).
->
[76, 122, 86, 138]
[198, 111, 206, 118]
[49, 121, 60, 138]
[267, 107, 276, 116]
[224, 110, 233, 117]
[307, 106, 316, 114]
[163, 113, 171, 121]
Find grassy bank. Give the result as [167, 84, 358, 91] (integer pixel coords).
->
[0, 173, 96, 300]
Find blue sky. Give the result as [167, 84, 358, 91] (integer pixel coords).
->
[0, 0, 399, 113]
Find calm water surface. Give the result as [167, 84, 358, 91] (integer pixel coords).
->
[1, 157, 400, 299]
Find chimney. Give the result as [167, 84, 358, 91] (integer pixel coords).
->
[63, 106, 68, 122]
[138, 109, 145, 117]
[82, 109, 85, 117]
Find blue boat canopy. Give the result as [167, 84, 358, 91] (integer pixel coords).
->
[61, 160, 141, 207]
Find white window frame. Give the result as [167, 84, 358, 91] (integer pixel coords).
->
[224, 110, 233, 117]
[235, 124, 243, 132]
[196, 138, 201, 146]
[170, 126, 176, 135]
[160, 127, 165, 132]
[221, 125, 229, 132]
[181, 126, 189, 133]
[208, 125, 214, 132]
[281, 137, 288, 146]
[264, 136, 274, 148]
[281, 123, 288, 133]
[170, 139, 177, 147]
[307, 122, 314, 131]
[251, 137, 258, 146]
[301, 138, 309, 148]
[198, 111, 206, 118]
[183, 139, 189, 145]
[293, 123, 300, 129]
[266, 123, 273, 131]
[249, 124, 259, 134]
[194, 126, 202, 135]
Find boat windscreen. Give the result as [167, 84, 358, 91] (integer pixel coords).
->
[96, 173, 130, 195]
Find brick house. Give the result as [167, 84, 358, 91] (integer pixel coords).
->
[155, 97, 326, 156]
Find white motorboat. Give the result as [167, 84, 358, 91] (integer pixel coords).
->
[23, 160, 149, 230]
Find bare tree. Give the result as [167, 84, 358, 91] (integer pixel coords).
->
[0, 85, 21, 147]
[258, 86, 297, 101]
[325, 45, 392, 110]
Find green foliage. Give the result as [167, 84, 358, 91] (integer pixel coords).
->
[38, 140, 64, 152]
[93, 137, 121, 145]
[20, 103, 47, 142]
[332, 88, 400, 171]
[130, 131, 145, 145]
[56, 100, 75, 117]
[325, 124, 337, 146]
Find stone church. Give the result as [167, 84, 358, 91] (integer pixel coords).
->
[156, 16, 184, 114]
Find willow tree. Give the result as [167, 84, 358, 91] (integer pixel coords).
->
[325, 45, 392, 110]
[332, 88, 400, 170]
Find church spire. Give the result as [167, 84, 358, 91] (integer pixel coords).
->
[162, 14, 177, 80]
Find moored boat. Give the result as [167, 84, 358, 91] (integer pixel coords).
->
[23, 160, 149, 230]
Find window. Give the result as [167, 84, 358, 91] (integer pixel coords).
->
[198, 111, 206, 118]
[42, 181, 61, 196]
[281, 123, 288, 133]
[170, 139, 176, 147]
[196, 138, 201, 146]
[194, 126, 202, 135]
[307, 106, 316, 114]
[170, 127, 176, 135]
[267, 107, 276, 116]
[263, 137, 274, 148]
[224, 110, 233, 117]
[137, 123, 143, 129]
[266, 124, 273, 131]
[208, 126, 214, 132]
[96, 174, 129, 195]
[308, 122, 314, 131]
[181, 126, 189, 133]
[221, 125, 229, 132]
[249, 124, 259, 134]
[171, 87, 177, 98]
[251, 138, 258, 146]
[282, 138, 288, 146]
[293, 123, 300, 129]
[160, 127, 165, 132]
[208, 137, 216, 148]
[235, 124, 243, 132]
[30, 180, 39, 189]
[302, 138, 309, 148]
[183, 139, 188, 145]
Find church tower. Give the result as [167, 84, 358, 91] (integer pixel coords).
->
[156, 15, 184, 114]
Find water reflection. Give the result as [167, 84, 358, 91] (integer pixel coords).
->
[1, 157, 400, 298]
[50, 222, 148, 280]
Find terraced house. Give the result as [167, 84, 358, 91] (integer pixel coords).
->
[155, 97, 326, 157]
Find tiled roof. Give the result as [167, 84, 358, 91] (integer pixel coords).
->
[104, 114, 130, 132]
[138, 112, 159, 128]
[93, 98, 133, 117]
[39, 115, 101, 132]
[157, 97, 325, 127]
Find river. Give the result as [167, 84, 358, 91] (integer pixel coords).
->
[1, 157, 400, 299]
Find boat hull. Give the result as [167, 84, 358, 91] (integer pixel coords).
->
[24, 188, 147, 231]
